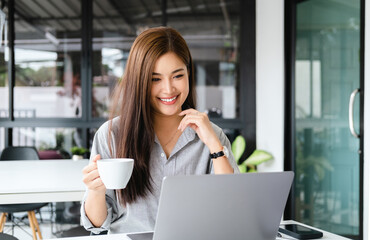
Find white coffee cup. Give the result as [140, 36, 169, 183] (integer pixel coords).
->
[97, 158, 134, 189]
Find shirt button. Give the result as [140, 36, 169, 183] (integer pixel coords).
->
[161, 153, 165, 158]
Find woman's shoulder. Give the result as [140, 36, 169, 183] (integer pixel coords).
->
[96, 117, 120, 135]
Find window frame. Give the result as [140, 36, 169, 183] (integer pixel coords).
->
[1, 0, 256, 154]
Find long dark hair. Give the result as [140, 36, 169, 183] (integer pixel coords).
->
[108, 27, 196, 204]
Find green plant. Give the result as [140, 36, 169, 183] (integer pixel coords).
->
[71, 146, 89, 156]
[295, 140, 333, 181]
[231, 135, 273, 173]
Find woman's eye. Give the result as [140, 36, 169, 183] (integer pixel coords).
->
[152, 78, 161, 82]
[174, 74, 184, 79]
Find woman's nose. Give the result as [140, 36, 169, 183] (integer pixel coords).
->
[163, 78, 174, 93]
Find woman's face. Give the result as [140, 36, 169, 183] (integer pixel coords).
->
[150, 52, 189, 117]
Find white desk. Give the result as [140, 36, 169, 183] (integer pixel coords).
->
[45, 220, 352, 240]
[278, 220, 351, 239]
[0, 159, 88, 204]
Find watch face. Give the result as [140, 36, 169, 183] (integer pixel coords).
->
[223, 146, 229, 158]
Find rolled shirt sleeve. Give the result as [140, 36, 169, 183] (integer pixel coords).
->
[80, 120, 125, 234]
[80, 190, 118, 234]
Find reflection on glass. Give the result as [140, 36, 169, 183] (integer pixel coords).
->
[0, 6, 8, 116]
[92, 0, 162, 118]
[0, 47, 8, 116]
[168, 0, 240, 119]
[0, 128, 4, 151]
[91, 0, 240, 119]
[14, 1, 82, 118]
[13, 127, 83, 159]
[295, 0, 360, 236]
[89, 128, 98, 149]
[92, 48, 128, 118]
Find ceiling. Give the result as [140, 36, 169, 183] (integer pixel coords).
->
[11, 0, 239, 42]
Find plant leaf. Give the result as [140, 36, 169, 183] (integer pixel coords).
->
[238, 164, 247, 173]
[243, 149, 273, 166]
[231, 135, 246, 162]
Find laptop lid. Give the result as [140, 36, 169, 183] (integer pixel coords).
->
[151, 171, 294, 240]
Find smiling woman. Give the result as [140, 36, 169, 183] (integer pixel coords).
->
[80, 27, 239, 235]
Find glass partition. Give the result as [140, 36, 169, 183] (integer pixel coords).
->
[91, 0, 240, 119]
[14, 0, 82, 118]
[12, 127, 82, 159]
[168, 0, 240, 119]
[294, 0, 361, 237]
[0, 6, 8, 117]
[0, 128, 4, 152]
[91, 0, 162, 118]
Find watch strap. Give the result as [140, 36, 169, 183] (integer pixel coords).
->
[210, 150, 225, 159]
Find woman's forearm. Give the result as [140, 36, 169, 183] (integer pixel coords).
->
[84, 190, 108, 227]
[208, 142, 234, 174]
[212, 156, 234, 174]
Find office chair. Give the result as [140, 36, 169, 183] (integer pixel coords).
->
[0, 233, 19, 240]
[0, 146, 48, 240]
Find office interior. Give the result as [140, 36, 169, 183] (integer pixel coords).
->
[0, 0, 370, 239]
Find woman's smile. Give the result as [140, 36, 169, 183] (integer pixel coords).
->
[158, 95, 178, 104]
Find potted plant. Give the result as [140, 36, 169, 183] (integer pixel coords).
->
[231, 135, 273, 173]
[71, 146, 90, 161]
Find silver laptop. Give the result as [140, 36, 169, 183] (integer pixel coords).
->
[128, 171, 294, 240]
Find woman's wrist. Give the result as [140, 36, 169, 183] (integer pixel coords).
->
[207, 138, 223, 154]
[89, 188, 106, 198]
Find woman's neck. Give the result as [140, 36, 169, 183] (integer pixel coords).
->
[153, 113, 182, 133]
[153, 113, 184, 158]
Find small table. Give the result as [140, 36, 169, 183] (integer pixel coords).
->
[44, 220, 352, 240]
[0, 159, 88, 204]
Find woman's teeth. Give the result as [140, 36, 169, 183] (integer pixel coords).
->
[160, 96, 177, 102]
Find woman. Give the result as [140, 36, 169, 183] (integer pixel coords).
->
[81, 27, 239, 234]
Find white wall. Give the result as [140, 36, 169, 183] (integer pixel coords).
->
[256, 0, 285, 172]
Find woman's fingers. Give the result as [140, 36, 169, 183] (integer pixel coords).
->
[82, 163, 96, 174]
[92, 154, 101, 163]
[178, 112, 207, 132]
[83, 168, 99, 183]
[82, 154, 105, 191]
[83, 168, 105, 190]
[179, 109, 199, 116]
[178, 108, 221, 148]
[89, 177, 105, 189]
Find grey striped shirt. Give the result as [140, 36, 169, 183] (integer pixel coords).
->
[81, 118, 239, 234]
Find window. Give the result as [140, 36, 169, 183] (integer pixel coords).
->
[0, 6, 8, 117]
[14, 0, 82, 118]
[168, 0, 240, 119]
[1, 0, 254, 154]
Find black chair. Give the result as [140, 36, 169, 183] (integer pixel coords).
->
[0, 233, 19, 240]
[0, 147, 48, 240]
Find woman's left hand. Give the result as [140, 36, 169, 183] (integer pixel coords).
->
[178, 109, 222, 150]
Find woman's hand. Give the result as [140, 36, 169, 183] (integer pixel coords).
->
[178, 109, 222, 152]
[83, 154, 108, 227]
[82, 154, 106, 194]
[178, 109, 234, 174]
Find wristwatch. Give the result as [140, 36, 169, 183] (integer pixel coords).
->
[210, 146, 229, 159]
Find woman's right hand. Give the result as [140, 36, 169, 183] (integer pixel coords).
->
[82, 154, 106, 193]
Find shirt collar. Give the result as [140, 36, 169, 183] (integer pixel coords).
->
[154, 126, 197, 157]
[154, 126, 196, 143]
